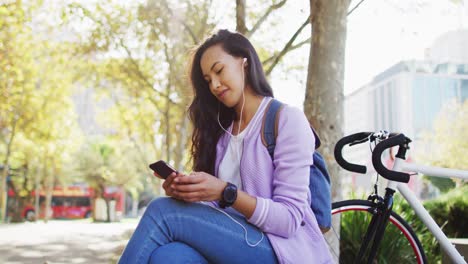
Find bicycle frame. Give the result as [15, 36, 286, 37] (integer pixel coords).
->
[390, 157, 468, 264]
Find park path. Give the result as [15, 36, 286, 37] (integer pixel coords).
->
[0, 219, 138, 264]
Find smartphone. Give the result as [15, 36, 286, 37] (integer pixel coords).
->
[149, 160, 177, 179]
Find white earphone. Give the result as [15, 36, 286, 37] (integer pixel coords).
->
[241, 58, 247, 89]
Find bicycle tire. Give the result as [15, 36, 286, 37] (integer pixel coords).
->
[327, 199, 427, 264]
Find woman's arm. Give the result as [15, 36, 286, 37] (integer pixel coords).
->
[246, 106, 315, 238]
[231, 190, 256, 218]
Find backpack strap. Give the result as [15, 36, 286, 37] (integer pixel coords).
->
[311, 126, 322, 149]
[261, 99, 284, 159]
[261, 99, 322, 156]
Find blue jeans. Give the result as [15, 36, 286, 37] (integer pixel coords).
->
[118, 197, 278, 264]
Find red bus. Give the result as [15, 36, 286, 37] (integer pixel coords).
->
[8, 186, 125, 221]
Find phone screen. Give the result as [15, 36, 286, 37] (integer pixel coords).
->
[149, 160, 177, 179]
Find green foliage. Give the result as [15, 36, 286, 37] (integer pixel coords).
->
[416, 100, 467, 195]
[424, 176, 456, 193]
[338, 187, 467, 263]
[1, 0, 305, 222]
[422, 186, 468, 238]
[338, 201, 421, 263]
[394, 186, 468, 263]
[62, 0, 218, 174]
[0, 1, 83, 221]
[417, 100, 468, 173]
[449, 0, 464, 5]
[73, 138, 145, 198]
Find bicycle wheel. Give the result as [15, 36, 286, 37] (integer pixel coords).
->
[327, 199, 427, 264]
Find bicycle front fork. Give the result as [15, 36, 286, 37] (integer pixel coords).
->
[356, 188, 396, 264]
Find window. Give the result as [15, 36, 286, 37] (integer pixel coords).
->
[74, 197, 91, 207]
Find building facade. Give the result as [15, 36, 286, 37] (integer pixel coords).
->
[344, 60, 468, 197]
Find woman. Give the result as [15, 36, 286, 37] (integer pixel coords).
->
[119, 29, 332, 264]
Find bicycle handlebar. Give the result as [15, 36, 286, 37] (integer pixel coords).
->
[335, 131, 412, 183]
[371, 133, 411, 183]
[334, 132, 374, 174]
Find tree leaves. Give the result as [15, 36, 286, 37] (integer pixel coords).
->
[0, 1, 84, 220]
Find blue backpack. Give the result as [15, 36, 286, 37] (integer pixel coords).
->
[261, 99, 332, 233]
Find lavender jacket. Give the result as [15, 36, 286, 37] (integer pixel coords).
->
[215, 100, 333, 264]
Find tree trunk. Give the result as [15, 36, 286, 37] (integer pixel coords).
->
[44, 175, 53, 223]
[0, 164, 9, 222]
[34, 167, 40, 222]
[6, 175, 22, 222]
[106, 197, 111, 222]
[93, 182, 108, 222]
[0, 117, 18, 222]
[164, 102, 171, 163]
[306, 0, 350, 261]
[174, 115, 189, 172]
[307, 0, 350, 202]
[91, 197, 97, 220]
[42, 155, 54, 223]
[236, 0, 247, 35]
[11, 197, 25, 222]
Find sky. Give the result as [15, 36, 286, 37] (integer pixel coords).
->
[264, 0, 468, 109]
[345, 0, 468, 93]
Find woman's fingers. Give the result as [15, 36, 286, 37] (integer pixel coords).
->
[162, 172, 176, 189]
[153, 172, 163, 180]
[174, 173, 204, 184]
[174, 190, 204, 202]
[172, 183, 203, 192]
[158, 171, 223, 202]
[163, 172, 186, 198]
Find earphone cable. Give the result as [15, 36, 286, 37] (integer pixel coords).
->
[216, 58, 246, 138]
[213, 59, 264, 247]
[207, 204, 265, 247]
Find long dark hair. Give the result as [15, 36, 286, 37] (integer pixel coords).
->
[188, 29, 274, 175]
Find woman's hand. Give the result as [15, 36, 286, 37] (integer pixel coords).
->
[159, 172, 185, 200]
[171, 171, 227, 203]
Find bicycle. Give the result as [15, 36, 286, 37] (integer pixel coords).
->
[328, 131, 468, 264]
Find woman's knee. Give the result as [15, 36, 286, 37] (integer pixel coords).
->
[145, 197, 186, 216]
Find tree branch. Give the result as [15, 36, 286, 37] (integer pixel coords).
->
[348, 0, 366, 16]
[246, 0, 287, 38]
[110, 94, 150, 169]
[71, 4, 177, 108]
[118, 38, 178, 107]
[198, 0, 213, 41]
[290, 37, 310, 50]
[161, 0, 199, 44]
[264, 15, 310, 76]
[181, 21, 199, 44]
[261, 0, 359, 71]
[262, 36, 310, 67]
[236, 0, 248, 35]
